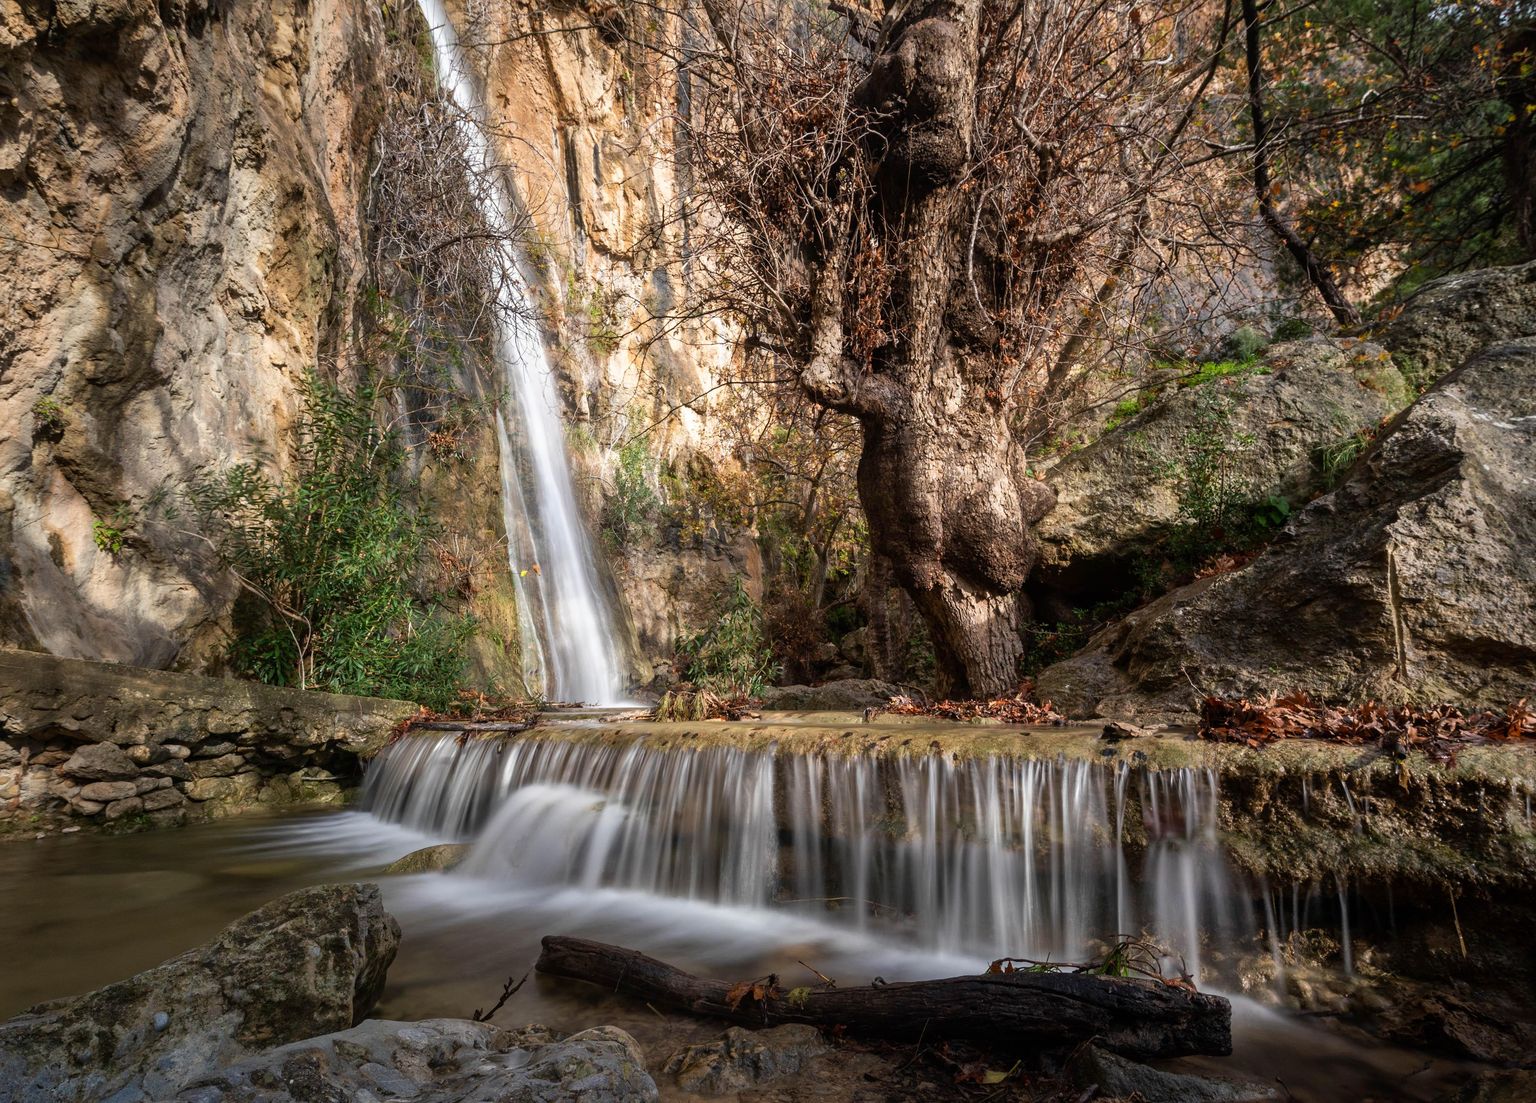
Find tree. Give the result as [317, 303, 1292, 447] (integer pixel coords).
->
[1237, 0, 1535, 301]
[677, 0, 1232, 695]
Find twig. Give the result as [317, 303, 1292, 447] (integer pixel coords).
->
[1449, 889, 1468, 958]
[471, 971, 529, 1022]
[798, 960, 838, 988]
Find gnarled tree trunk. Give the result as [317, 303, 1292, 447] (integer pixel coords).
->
[858, 398, 1052, 698]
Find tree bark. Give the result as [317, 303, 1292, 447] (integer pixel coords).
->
[536, 935, 1233, 1059]
[857, 406, 1051, 698]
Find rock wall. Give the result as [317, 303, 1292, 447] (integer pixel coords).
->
[0, 648, 415, 833]
[0, 0, 396, 668]
[0, 0, 754, 689]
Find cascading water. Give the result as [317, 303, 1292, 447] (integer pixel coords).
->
[363, 733, 1251, 979]
[416, 0, 627, 704]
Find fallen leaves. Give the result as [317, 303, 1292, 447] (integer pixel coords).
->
[724, 974, 782, 1011]
[1199, 693, 1535, 760]
[885, 684, 1064, 726]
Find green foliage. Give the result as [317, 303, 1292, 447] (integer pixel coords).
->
[1104, 393, 1150, 432]
[676, 579, 780, 697]
[1022, 598, 1133, 676]
[1139, 393, 1295, 589]
[92, 514, 127, 557]
[1221, 325, 1271, 363]
[1260, 0, 1531, 290]
[602, 436, 660, 547]
[191, 375, 472, 708]
[1178, 357, 1267, 389]
[1273, 317, 1316, 342]
[32, 395, 64, 432]
[1317, 430, 1372, 488]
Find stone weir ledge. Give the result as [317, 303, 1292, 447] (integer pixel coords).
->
[0, 648, 416, 835]
[444, 713, 1536, 891]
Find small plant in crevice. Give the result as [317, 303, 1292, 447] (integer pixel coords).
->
[1317, 430, 1373, 489]
[32, 395, 65, 435]
[601, 435, 661, 548]
[92, 511, 130, 557]
[674, 579, 780, 698]
[190, 374, 473, 709]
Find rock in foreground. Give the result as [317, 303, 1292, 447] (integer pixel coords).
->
[1037, 339, 1536, 717]
[665, 1024, 830, 1094]
[176, 1020, 658, 1103]
[0, 883, 399, 1103]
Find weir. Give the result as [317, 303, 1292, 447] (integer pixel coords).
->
[363, 729, 1252, 980]
[416, 0, 628, 704]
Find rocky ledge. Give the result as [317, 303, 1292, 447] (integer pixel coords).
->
[0, 882, 660, 1103]
[0, 649, 416, 834]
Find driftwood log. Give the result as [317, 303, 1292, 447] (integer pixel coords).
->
[536, 936, 1231, 1059]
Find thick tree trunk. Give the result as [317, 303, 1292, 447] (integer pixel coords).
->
[856, 398, 1052, 699]
[537, 935, 1233, 1059]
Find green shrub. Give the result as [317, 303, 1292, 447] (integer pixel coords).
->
[1273, 317, 1315, 342]
[601, 436, 660, 547]
[1222, 325, 1270, 362]
[191, 375, 472, 709]
[32, 395, 64, 432]
[92, 517, 126, 557]
[676, 579, 780, 697]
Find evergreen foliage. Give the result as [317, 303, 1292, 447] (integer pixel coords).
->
[191, 375, 472, 708]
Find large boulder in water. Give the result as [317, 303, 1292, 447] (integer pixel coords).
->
[175, 1020, 658, 1103]
[1035, 338, 1536, 717]
[1032, 336, 1409, 610]
[0, 882, 399, 1102]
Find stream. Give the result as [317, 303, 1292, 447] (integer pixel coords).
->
[0, 723, 1485, 1102]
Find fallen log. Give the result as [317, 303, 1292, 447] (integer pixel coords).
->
[536, 936, 1231, 1059]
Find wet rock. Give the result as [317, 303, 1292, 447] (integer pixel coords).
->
[758, 679, 901, 711]
[0, 882, 399, 1102]
[1444, 1070, 1536, 1103]
[60, 742, 139, 781]
[1068, 1045, 1281, 1103]
[1037, 337, 1536, 715]
[1033, 336, 1409, 611]
[383, 843, 471, 874]
[665, 1024, 830, 1094]
[176, 1019, 658, 1102]
[1382, 260, 1536, 385]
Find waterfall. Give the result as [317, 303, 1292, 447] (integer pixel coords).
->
[416, 0, 627, 704]
[364, 733, 1250, 979]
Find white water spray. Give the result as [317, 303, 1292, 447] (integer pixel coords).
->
[365, 733, 1250, 979]
[417, 0, 627, 703]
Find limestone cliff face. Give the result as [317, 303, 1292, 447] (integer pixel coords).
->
[462, 0, 758, 686]
[0, 0, 389, 667]
[0, 0, 754, 687]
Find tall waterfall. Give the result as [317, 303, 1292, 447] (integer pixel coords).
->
[417, 0, 627, 704]
[364, 733, 1250, 979]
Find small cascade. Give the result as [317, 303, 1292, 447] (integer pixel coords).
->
[416, 0, 627, 704]
[363, 733, 1251, 978]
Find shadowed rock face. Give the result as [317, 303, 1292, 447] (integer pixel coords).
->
[0, 883, 400, 1103]
[1036, 336, 1536, 718]
[1032, 336, 1410, 613]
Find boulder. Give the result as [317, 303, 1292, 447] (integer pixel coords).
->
[1443, 1070, 1536, 1103]
[665, 1024, 831, 1094]
[175, 1020, 658, 1103]
[1036, 339, 1536, 717]
[1381, 260, 1536, 386]
[1068, 1045, 1280, 1103]
[758, 679, 901, 711]
[0, 882, 400, 1102]
[383, 843, 471, 874]
[1033, 337, 1408, 610]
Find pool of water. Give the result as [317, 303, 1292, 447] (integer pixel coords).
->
[0, 807, 1476, 1101]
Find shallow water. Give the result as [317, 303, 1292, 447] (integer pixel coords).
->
[0, 806, 1478, 1101]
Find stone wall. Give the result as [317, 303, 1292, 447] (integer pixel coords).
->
[0, 649, 416, 834]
